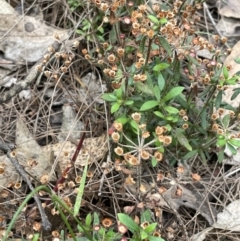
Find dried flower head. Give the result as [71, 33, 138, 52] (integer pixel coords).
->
[132, 22, 140, 29]
[158, 135, 165, 142]
[114, 146, 124, 155]
[133, 74, 141, 81]
[52, 230, 60, 237]
[113, 122, 123, 132]
[192, 173, 201, 181]
[175, 187, 183, 197]
[156, 172, 165, 181]
[158, 186, 167, 194]
[117, 48, 125, 57]
[212, 123, 219, 131]
[14, 182, 21, 189]
[140, 221, 149, 229]
[33, 222, 41, 231]
[217, 128, 224, 135]
[75, 175, 81, 183]
[177, 166, 185, 174]
[118, 223, 128, 234]
[84, 54, 91, 60]
[138, 57, 145, 64]
[40, 174, 49, 184]
[135, 62, 143, 69]
[125, 174, 135, 185]
[182, 123, 189, 129]
[163, 136, 172, 145]
[229, 110, 235, 117]
[111, 132, 120, 143]
[211, 113, 219, 121]
[155, 126, 164, 135]
[142, 131, 150, 138]
[147, 29, 155, 39]
[141, 150, 150, 160]
[125, 154, 139, 165]
[131, 112, 141, 122]
[101, 218, 113, 228]
[218, 108, 225, 115]
[154, 151, 163, 161]
[108, 70, 116, 77]
[179, 109, 186, 116]
[140, 74, 147, 81]
[221, 36, 228, 44]
[152, 3, 160, 12]
[107, 54, 116, 63]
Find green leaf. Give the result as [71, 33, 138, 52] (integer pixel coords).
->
[118, 213, 139, 233]
[222, 114, 230, 129]
[148, 236, 165, 241]
[93, 212, 100, 225]
[199, 149, 207, 164]
[141, 230, 148, 240]
[159, 18, 167, 24]
[109, 27, 117, 44]
[147, 14, 159, 25]
[226, 142, 237, 155]
[231, 88, 240, 100]
[223, 66, 229, 79]
[163, 87, 184, 102]
[216, 137, 226, 147]
[153, 86, 161, 101]
[140, 100, 159, 111]
[157, 72, 165, 90]
[176, 94, 188, 109]
[146, 71, 153, 86]
[164, 105, 179, 114]
[158, 36, 172, 56]
[32, 233, 40, 241]
[228, 138, 240, 147]
[135, 82, 154, 95]
[111, 102, 121, 113]
[74, 153, 89, 216]
[154, 111, 164, 118]
[151, 157, 158, 167]
[215, 90, 222, 109]
[124, 100, 134, 106]
[182, 150, 198, 160]
[226, 77, 238, 85]
[85, 213, 92, 227]
[115, 86, 123, 99]
[144, 223, 157, 233]
[201, 108, 207, 129]
[141, 210, 152, 223]
[130, 120, 139, 132]
[115, 116, 128, 124]
[101, 93, 117, 102]
[174, 128, 192, 151]
[153, 63, 170, 72]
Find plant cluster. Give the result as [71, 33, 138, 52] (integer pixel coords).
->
[5, 0, 240, 240]
[65, 0, 240, 240]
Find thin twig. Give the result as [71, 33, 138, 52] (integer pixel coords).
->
[0, 140, 51, 230]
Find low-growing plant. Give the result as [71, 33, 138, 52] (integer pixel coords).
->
[5, 0, 240, 240]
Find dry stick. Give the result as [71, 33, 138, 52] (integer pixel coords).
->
[0, 141, 51, 230]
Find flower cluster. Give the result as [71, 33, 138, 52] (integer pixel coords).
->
[111, 113, 168, 173]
